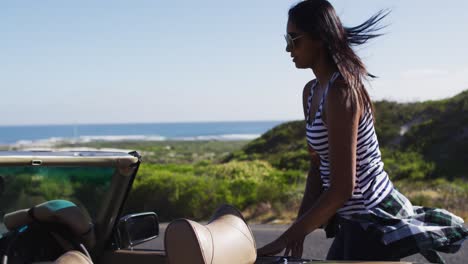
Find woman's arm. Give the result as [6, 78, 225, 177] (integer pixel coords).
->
[299, 80, 323, 217]
[283, 159, 322, 257]
[297, 159, 322, 217]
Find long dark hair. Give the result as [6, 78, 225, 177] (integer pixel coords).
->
[288, 0, 389, 115]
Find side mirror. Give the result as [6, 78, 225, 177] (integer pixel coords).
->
[117, 212, 159, 249]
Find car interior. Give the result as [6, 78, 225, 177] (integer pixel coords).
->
[1, 202, 259, 264]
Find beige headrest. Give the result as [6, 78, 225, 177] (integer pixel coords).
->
[165, 204, 256, 264]
[54, 250, 93, 264]
[3, 200, 95, 249]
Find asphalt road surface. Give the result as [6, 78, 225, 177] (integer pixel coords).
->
[140, 223, 467, 264]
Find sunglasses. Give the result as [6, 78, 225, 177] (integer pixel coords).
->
[284, 33, 303, 49]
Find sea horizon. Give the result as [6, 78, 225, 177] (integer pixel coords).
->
[0, 120, 287, 147]
[0, 119, 288, 127]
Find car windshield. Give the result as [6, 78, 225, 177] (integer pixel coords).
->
[0, 166, 115, 234]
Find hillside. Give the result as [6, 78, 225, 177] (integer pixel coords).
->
[224, 121, 310, 171]
[226, 90, 468, 179]
[376, 90, 468, 179]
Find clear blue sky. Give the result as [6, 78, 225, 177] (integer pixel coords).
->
[1, 0, 467, 125]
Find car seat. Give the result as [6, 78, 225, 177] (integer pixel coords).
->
[164, 204, 256, 264]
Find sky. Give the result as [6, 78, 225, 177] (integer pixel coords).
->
[0, 0, 467, 125]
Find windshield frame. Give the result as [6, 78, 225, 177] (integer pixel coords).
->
[0, 150, 141, 255]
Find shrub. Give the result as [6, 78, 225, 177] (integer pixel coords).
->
[381, 148, 435, 181]
[124, 161, 300, 221]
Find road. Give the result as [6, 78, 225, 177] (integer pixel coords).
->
[140, 223, 468, 263]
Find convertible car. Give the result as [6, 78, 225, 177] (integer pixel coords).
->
[0, 150, 412, 264]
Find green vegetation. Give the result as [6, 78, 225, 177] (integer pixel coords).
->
[124, 161, 305, 221]
[380, 148, 435, 181]
[374, 90, 468, 179]
[224, 121, 310, 171]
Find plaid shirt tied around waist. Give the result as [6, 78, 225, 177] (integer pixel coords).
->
[326, 188, 468, 263]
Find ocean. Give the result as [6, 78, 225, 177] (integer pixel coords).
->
[0, 121, 284, 147]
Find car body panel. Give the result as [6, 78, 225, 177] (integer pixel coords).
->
[98, 249, 167, 264]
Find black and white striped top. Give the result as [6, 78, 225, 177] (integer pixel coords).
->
[306, 73, 393, 215]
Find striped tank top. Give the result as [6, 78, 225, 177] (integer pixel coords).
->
[306, 72, 394, 215]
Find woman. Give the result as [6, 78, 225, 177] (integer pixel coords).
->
[257, 0, 467, 262]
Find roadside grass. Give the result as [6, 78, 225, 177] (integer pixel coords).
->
[242, 178, 468, 224]
[393, 178, 468, 221]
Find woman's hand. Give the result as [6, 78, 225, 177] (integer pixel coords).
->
[257, 235, 306, 258]
[256, 236, 287, 256]
[284, 236, 305, 258]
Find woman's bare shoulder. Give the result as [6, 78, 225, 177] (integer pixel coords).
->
[328, 79, 359, 111]
[325, 78, 361, 124]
